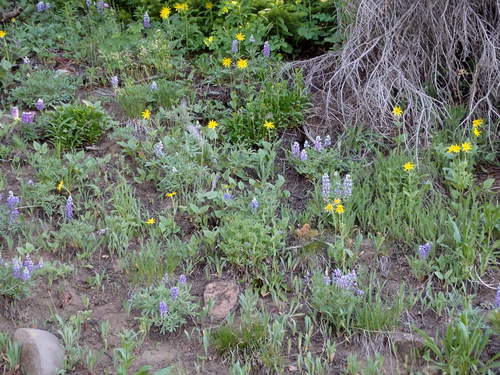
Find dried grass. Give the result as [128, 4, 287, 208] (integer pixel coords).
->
[286, 0, 499, 151]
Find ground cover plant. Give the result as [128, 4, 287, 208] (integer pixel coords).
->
[0, 1, 499, 374]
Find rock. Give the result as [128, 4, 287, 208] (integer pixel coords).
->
[14, 328, 65, 375]
[203, 281, 239, 320]
[387, 332, 425, 359]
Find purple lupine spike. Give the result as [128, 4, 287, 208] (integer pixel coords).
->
[291, 142, 300, 158]
[262, 41, 270, 58]
[11, 107, 19, 120]
[314, 136, 323, 152]
[143, 12, 151, 28]
[154, 142, 164, 157]
[110, 76, 119, 89]
[231, 40, 239, 54]
[342, 174, 352, 198]
[223, 193, 233, 201]
[495, 286, 500, 309]
[21, 112, 35, 124]
[96, 1, 107, 12]
[323, 135, 331, 147]
[65, 196, 74, 220]
[250, 197, 259, 213]
[304, 140, 310, 148]
[12, 259, 22, 279]
[6, 191, 20, 210]
[159, 301, 168, 317]
[331, 268, 362, 294]
[418, 243, 432, 259]
[86, 0, 93, 8]
[299, 149, 308, 161]
[36, 2, 46, 12]
[150, 81, 158, 90]
[21, 267, 31, 281]
[35, 98, 45, 111]
[170, 286, 179, 300]
[178, 274, 187, 284]
[323, 275, 331, 285]
[23, 255, 34, 273]
[322, 173, 330, 200]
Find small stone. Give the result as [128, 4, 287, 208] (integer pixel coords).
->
[14, 328, 65, 375]
[387, 332, 425, 359]
[203, 281, 239, 320]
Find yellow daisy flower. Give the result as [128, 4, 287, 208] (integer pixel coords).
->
[235, 33, 245, 41]
[263, 121, 275, 129]
[392, 105, 403, 117]
[472, 118, 484, 128]
[236, 58, 248, 69]
[0, 31, 6, 38]
[145, 218, 156, 224]
[333, 198, 341, 204]
[473, 127, 481, 137]
[160, 7, 171, 19]
[403, 162, 415, 171]
[205, 2, 213, 9]
[461, 142, 472, 152]
[142, 109, 151, 119]
[447, 144, 461, 153]
[165, 192, 177, 198]
[222, 57, 232, 67]
[325, 203, 334, 212]
[207, 120, 219, 129]
[174, 3, 189, 12]
[56, 180, 64, 192]
[335, 204, 345, 214]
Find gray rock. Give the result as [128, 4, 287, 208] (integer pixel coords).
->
[204, 281, 239, 320]
[14, 328, 65, 375]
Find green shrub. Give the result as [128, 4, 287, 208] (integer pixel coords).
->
[42, 101, 110, 151]
[224, 73, 309, 145]
[217, 212, 287, 274]
[9, 70, 80, 108]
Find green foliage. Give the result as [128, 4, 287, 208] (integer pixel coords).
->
[9, 70, 80, 108]
[129, 279, 198, 334]
[42, 101, 110, 151]
[224, 73, 309, 145]
[417, 303, 499, 374]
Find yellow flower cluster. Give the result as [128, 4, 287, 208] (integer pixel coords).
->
[447, 142, 472, 153]
[472, 118, 483, 137]
[325, 199, 345, 214]
[221, 57, 248, 69]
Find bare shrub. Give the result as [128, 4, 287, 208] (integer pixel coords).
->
[287, 0, 499, 150]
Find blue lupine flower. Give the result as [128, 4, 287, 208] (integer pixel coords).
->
[7, 191, 20, 223]
[65, 196, 74, 221]
[23, 255, 34, 273]
[323, 135, 331, 147]
[303, 140, 310, 148]
[495, 286, 500, 309]
[35, 98, 45, 111]
[153, 142, 164, 157]
[159, 301, 168, 317]
[262, 41, 270, 58]
[231, 40, 239, 54]
[12, 259, 22, 279]
[178, 274, 186, 284]
[143, 12, 151, 28]
[21, 267, 31, 281]
[22, 56, 31, 65]
[342, 174, 352, 198]
[110, 76, 119, 89]
[250, 197, 259, 213]
[314, 136, 323, 152]
[331, 269, 363, 295]
[36, 2, 46, 12]
[322, 173, 330, 200]
[21, 112, 35, 124]
[223, 193, 233, 201]
[299, 149, 308, 161]
[150, 81, 158, 90]
[291, 142, 300, 158]
[170, 286, 179, 300]
[11, 107, 19, 120]
[418, 243, 432, 259]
